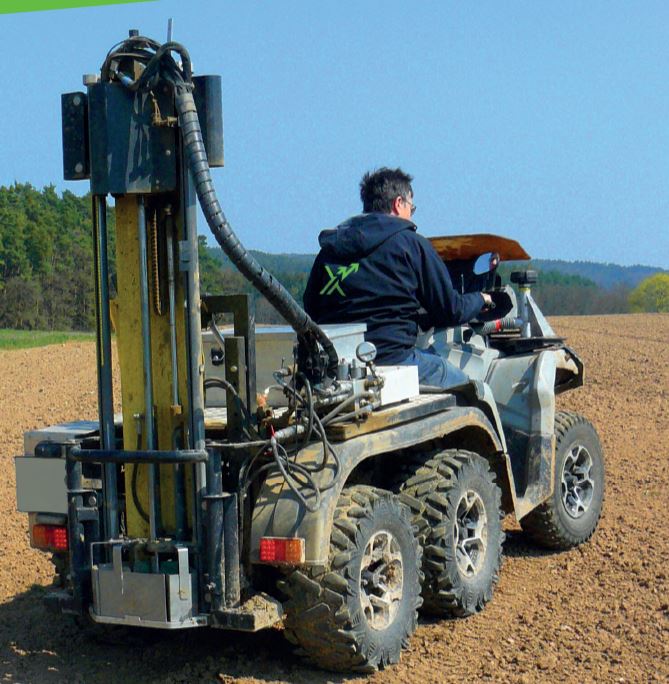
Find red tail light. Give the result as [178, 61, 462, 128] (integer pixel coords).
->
[259, 537, 305, 565]
[31, 524, 68, 552]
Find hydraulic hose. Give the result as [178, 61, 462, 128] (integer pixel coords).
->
[174, 89, 339, 379]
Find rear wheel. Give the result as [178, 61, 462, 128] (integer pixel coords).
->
[280, 486, 422, 672]
[400, 450, 504, 617]
[521, 411, 604, 549]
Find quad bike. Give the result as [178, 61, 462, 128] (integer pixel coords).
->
[14, 32, 604, 673]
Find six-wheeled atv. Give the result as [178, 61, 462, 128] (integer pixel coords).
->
[14, 33, 603, 674]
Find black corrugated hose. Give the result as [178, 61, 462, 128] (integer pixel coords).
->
[175, 89, 338, 378]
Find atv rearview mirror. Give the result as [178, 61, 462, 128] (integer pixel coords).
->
[473, 252, 499, 275]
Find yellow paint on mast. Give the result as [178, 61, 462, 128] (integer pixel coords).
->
[114, 195, 193, 537]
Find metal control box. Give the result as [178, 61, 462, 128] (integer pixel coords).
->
[16, 421, 101, 516]
[203, 323, 367, 407]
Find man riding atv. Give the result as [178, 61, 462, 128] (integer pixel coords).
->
[304, 166, 494, 388]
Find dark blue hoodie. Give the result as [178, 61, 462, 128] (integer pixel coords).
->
[303, 213, 484, 364]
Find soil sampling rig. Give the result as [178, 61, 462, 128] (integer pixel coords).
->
[15, 32, 604, 672]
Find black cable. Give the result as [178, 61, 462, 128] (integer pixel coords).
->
[271, 371, 341, 484]
[240, 443, 321, 514]
[296, 372, 314, 449]
[101, 37, 192, 95]
[131, 432, 150, 523]
[204, 377, 260, 439]
[471, 316, 523, 336]
[309, 412, 341, 490]
[269, 438, 321, 513]
[238, 445, 272, 495]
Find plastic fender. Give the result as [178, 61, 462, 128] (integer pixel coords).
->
[250, 406, 504, 566]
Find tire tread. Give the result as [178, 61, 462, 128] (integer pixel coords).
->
[281, 485, 422, 672]
[521, 410, 604, 550]
[401, 449, 505, 617]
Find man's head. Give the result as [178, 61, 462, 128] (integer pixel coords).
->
[359, 167, 415, 220]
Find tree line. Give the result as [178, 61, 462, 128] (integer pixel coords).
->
[0, 183, 107, 330]
[0, 184, 665, 332]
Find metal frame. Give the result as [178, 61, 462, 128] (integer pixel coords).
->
[201, 293, 257, 414]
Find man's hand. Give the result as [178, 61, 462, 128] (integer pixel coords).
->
[481, 293, 494, 309]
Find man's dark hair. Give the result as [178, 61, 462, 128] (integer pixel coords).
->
[359, 167, 413, 213]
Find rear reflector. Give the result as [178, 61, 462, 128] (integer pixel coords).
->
[31, 524, 68, 552]
[259, 537, 305, 565]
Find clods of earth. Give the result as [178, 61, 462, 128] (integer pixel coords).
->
[1, 314, 667, 683]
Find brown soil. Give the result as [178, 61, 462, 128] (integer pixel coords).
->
[1, 313, 667, 683]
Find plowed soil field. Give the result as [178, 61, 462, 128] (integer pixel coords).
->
[1, 313, 667, 683]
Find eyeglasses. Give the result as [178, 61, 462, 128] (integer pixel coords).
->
[402, 196, 417, 216]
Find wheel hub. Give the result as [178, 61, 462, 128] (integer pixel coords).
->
[360, 530, 404, 630]
[453, 490, 488, 577]
[561, 444, 594, 519]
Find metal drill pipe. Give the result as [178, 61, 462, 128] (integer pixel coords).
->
[92, 195, 118, 540]
[166, 209, 179, 409]
[137, 196, 158, 540]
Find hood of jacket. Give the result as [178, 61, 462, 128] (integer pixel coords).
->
[317, 213, 416, 260]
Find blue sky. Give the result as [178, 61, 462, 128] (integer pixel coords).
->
[1, 1, 668, 267]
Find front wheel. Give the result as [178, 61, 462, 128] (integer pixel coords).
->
[521, 411, 604, 549]
[279, 486, 422, 672]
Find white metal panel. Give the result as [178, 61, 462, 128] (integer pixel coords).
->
[377, 365, 420, 406]
[15, 457, 67, 514]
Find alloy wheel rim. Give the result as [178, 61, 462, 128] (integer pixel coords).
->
[453, 490, 488, 577]
[561, 444, 595, 519]
[360, 530, 404, 630]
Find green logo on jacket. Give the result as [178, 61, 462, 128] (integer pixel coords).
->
[319, 263, 359, 297]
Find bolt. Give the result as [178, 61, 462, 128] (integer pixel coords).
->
[74, 163, 83, 174]
[72, 95, 82, 106]
[88, 495, 97, 507]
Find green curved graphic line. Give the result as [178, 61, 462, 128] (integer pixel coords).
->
[0, 0, 156, 14]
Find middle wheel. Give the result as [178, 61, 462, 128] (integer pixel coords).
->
[400, 449, 504, 617]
